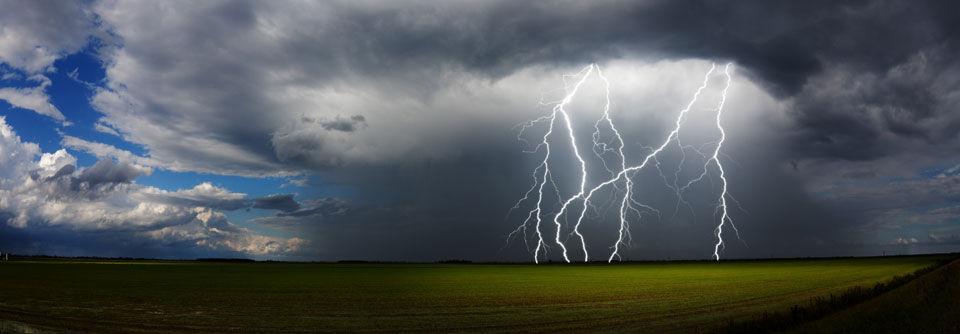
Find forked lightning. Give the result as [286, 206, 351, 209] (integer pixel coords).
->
[509, 63, 737, 263]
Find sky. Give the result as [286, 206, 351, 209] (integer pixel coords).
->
[1, 0, 959, 262]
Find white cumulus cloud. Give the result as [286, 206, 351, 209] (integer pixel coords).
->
[0, 117, 305, 257]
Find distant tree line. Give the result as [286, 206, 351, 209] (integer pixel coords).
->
[194, 258, 256, 263]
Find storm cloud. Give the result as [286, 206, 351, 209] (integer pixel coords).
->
[1, 0, 959, 260]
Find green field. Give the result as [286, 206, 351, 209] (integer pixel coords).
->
[0, 255, 954, 333]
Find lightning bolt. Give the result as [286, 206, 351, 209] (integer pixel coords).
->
[711, 63, 737, 260]
[509, 62, 737, 263]
[508, 65, 596, 264]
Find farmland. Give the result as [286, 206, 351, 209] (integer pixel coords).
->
[0, 255, 955, 333]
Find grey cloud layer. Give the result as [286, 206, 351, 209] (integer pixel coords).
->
[82, 0, 960, 175]
[2, 0, 959, 259]
[0, 1, 98, 73]
[0, 1, 101, 123]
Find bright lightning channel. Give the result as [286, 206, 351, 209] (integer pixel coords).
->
[509, 62, 737, 263]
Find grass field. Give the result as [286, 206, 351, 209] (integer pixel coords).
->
[0, 255, 954, 333]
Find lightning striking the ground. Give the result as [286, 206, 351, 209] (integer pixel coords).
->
[509, 62, 738, 263]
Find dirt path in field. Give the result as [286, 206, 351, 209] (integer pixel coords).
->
[787, 257, 960, 333]
[0, 319, 56, 333]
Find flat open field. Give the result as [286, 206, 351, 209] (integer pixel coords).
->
[0, 255, 954, 333]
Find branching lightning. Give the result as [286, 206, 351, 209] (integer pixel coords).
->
[710, 64, 737, 260]
[508, 62, 739, 263]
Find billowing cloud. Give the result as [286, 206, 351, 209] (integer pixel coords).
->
[141, 182, 301, 213]
[144, 208, 306, 256]
[0, 116, 40, 186]
[252, 198, 348, 230]
[0, 1, 99, 73]
[77, 159, 152, 187]
[35, 149, 77, 179]
[319, 115, 366, 132]
[252, 194, 300, 212]
[0, 117, 304, 258]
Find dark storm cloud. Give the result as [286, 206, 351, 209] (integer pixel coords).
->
[86, 0, 960, 174]
[151, 190, 301, 213]
[49, 165, 76, 180]
[251, 194, 301, 212]
[30, 164, 76, 182]
[258, 120, 856, 262]
[275, 198, 347, 218]
[787, 50, 960, 162]
[358, 0, 960, 164]
[28, 160, 147, 189]
[296, 0, 955, 95]
[108, 0, 960, 259]
[377, 0, 960, 168]
[76, 160, 148, 187]
[319, 115, 366, 132]
[253, 198, 348, 231]
[254, 143, 539, 261]
[5, 0, 960, 260]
